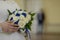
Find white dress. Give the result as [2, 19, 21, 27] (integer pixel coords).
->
[0, 1, 25, 40]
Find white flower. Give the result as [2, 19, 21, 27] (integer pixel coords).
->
[19, 29, 25, 33]
[27, 14, 31, 21]
[19, 15, 25, 21]
[8, 14, 20, 24]
[18, 11, 23, 14]
[8, 14, 15, 21]
[25, 14, 31, 23]
[13, 16, 19, 21]
[18, 21, 26, 28]
[14, 10, 18, 15]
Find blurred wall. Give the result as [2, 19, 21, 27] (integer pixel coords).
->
[14, 0, 60, 33]
[15, 0, 25, 10]
[26, 0, 43, 33]
[43, 0, 60, 33]
[26, 0, 42, 12]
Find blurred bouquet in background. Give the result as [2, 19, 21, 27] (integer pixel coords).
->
[7, 9, 35, 40]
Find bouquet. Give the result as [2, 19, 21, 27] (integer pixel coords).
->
[7, 9, 35, 40]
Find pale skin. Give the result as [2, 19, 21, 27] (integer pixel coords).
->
[0, 21, 19, 33]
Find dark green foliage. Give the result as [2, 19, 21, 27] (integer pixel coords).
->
[25, 21, 32, 31]
[6, 10, 12, 21]
[7, 9, 12, 15]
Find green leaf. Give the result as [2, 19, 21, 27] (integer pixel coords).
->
[7, 9, 12, 15]
[21, 28, 24, 31]
[31, 13, 35, 16]
[16, 9, 18, 11]
[25, 21, 32, 31]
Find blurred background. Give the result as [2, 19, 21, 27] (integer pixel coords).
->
[14, 0, 60, 40]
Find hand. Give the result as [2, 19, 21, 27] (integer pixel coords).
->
[1, 21, 19, 33]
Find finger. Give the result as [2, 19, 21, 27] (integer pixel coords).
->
[7, 21, 19, 27]
[9, 26, 19, 30]
[13, 24, 19, 27]
[9, 29, 18, 32]
[10, 23, 19, 27]
[3, 29, 8, 32]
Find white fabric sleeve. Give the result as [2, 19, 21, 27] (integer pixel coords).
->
[0, 1, 20, 32]
[6, 1, 20, 12]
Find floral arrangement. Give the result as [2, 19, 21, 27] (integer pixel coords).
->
[7, 9, 35, 40]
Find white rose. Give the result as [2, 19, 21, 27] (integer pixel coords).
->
[27, 14, 31, 20]
[13, 16, 20, 25]
[19, 15, 25, 20]
[21, 14, 31, 23]
[13, 16, 19, 21]
[24, 18, 29, 23]
[18, 21, 26, 28]
[26, 14, 31, 22]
